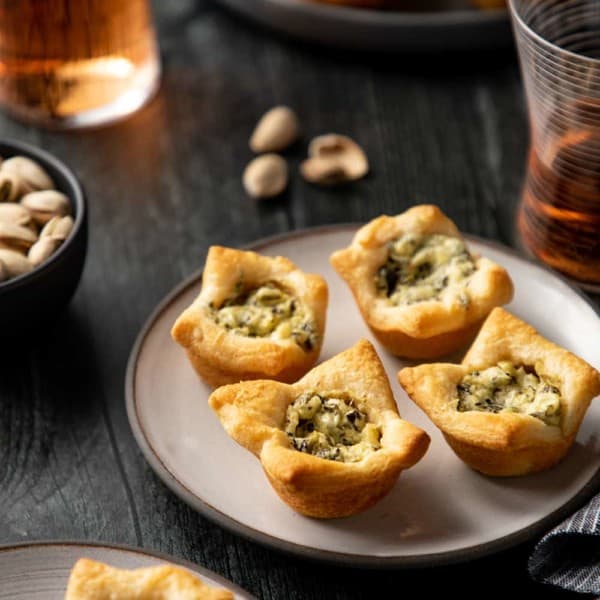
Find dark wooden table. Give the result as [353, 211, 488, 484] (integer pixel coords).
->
[0, 1, 597, 598]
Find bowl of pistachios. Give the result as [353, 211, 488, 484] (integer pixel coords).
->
[0, 138, 87, 337]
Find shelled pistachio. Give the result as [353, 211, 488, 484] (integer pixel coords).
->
[243, 153, 288, 199]
[250, 106, 300, 153]
[244, 106, 369, 197]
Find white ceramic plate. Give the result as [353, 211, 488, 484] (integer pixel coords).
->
[0, 541, 254, 599]
[126, 225, 600, 567]
[214, 0, 511, 52]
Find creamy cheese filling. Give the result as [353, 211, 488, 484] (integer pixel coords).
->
[375, 233, 476, 306]
[456, 361, 562, 426]
[211, 283, 317, 351]
[285, 392, 381, 462]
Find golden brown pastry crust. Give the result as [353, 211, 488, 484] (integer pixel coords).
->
[330, 205, 514, 359]
[209, 339, 430, 518]
[398, 307, 600, 476]
[171, 246, 328, 387]
[64, 558, 234, 600]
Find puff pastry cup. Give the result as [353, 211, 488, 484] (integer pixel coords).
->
[209, 339, 430, 518]
[64, 558, 233, 600]
[398, 308, 600, 477]
[172, 246, 328, 387]
[330, 205, 514, 359]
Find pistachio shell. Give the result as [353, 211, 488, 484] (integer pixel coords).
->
[2, 156, 55, 192]
[20, 190, 71, 225]
[40, 215, 74, 240]
[0, 258, 7, 283]
[0, 248, 33, 278]
[300, 133, 369, 185]
[28, 236, 61, 267]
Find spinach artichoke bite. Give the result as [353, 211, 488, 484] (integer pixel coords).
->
[398, 308, 600, 476]
[208, 339, 430, 518]
[330, 205, 514, 359]
[171, 246, 328, 387]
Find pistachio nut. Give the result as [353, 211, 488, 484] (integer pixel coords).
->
[0, 170, 25, 202]
[2, 156, 55, 192]
[0, 248, 33, 278]
[300, 134, 369, 185]
[0, 203, 33, 228]
[28, 236, 62, 267]
[243, 153, 288, 199]
[40, 215, 74, 241]
[250, 106, 300, 153]
[20, 190, 71, 225]
[0, 221, 38, 252]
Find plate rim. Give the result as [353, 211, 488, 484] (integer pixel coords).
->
[125, 223, 600, 569]
[0, 539, 256, 598]
[214, 0, 511, 52]
[238, 0, 509, 27]
[218, 0, 509, 27]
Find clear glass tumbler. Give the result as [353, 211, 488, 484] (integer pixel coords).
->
[0, 0, 161, 129]
[509, 0, 600, 291]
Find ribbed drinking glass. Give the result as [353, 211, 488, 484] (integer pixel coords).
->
[509, 0, 600, 291]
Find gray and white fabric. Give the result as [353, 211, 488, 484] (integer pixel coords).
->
[529, 492, 600, 594]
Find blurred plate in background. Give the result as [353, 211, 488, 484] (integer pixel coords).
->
[213, 0, 511, 52]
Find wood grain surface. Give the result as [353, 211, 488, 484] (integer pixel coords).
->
[0, 1, 596, 598]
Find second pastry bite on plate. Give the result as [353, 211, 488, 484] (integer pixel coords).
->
[330, 204, 514, 359]
[171, 246, 328, 387]
[64, 558, 234, 600]
[398, 307, 600, 476]
[208, 339, 430, 518]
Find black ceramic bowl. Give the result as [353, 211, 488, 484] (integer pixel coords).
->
[0, 139, 87, 337]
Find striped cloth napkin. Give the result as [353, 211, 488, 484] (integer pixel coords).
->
[528, 493, 600, 594]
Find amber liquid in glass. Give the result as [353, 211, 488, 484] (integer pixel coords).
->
[0, 0, 160, 128]
[518, 121, 600, 288]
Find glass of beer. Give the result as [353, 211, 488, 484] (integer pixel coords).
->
[509, 0, 600, 292]
[0, 0, 161, 129]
